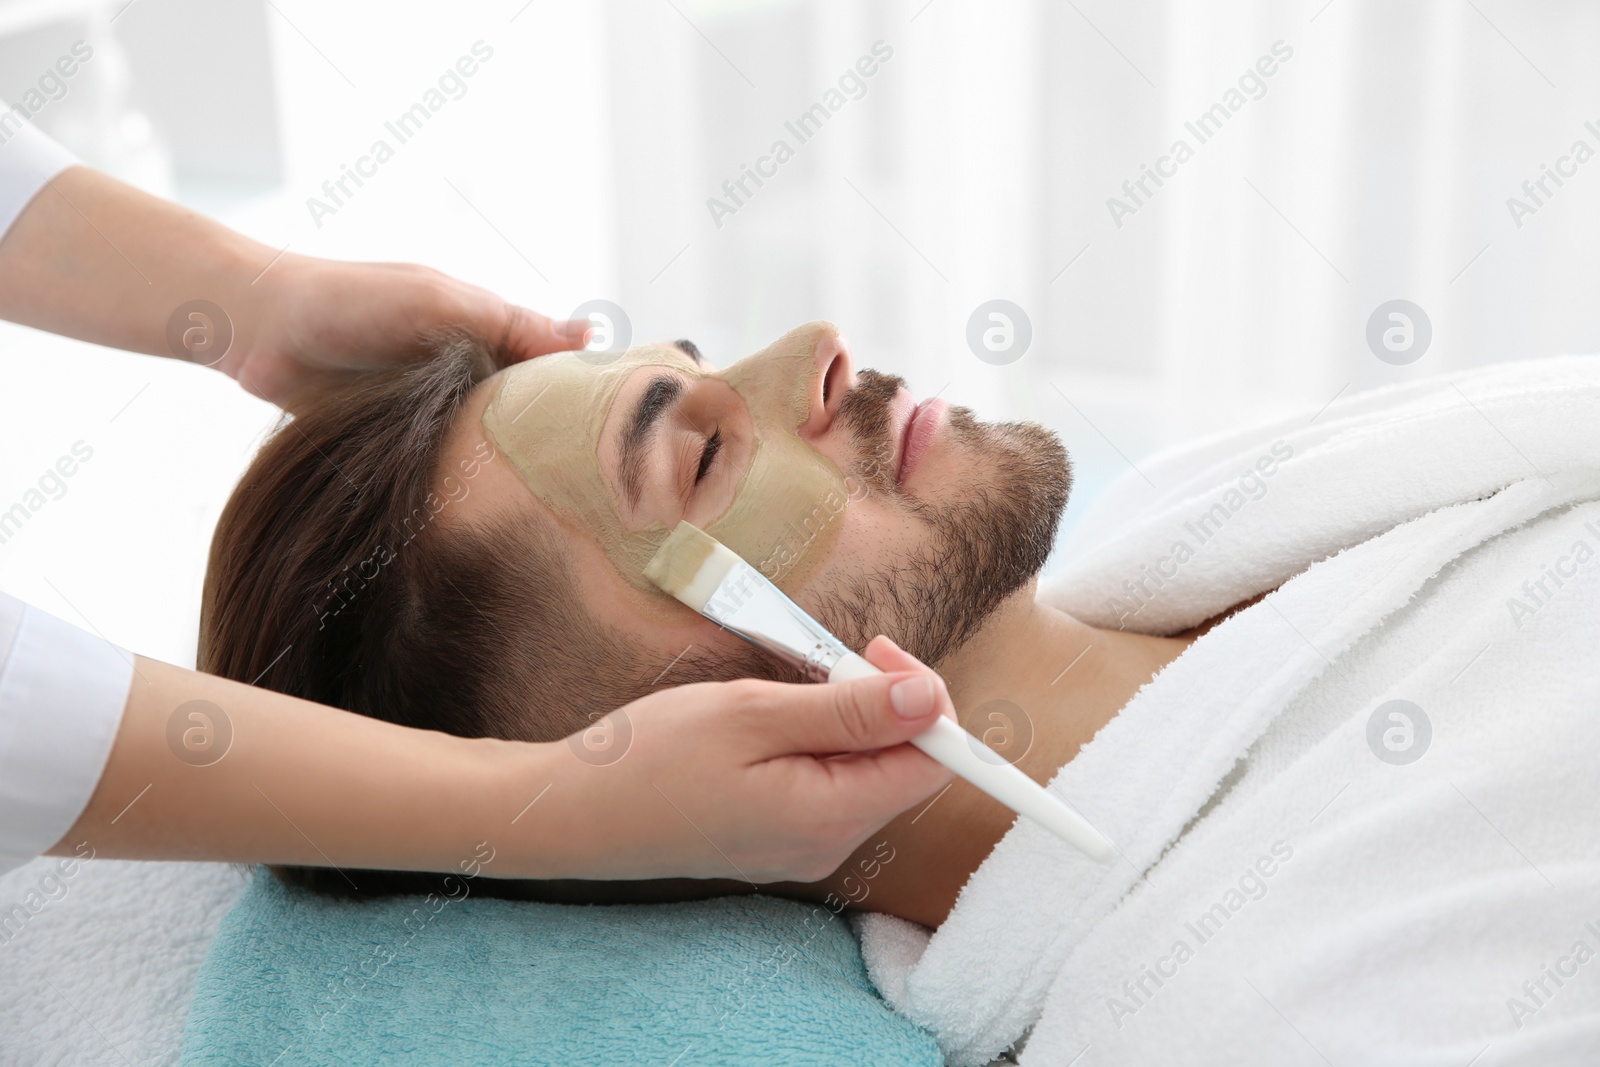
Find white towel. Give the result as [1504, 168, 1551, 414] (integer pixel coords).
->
[857, 355, 1600, 1065]
[0, 858, 247, 1065]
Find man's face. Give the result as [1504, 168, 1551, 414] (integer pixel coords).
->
[446, 321, 1071, 675]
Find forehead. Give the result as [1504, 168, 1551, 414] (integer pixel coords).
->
[492, 341, 705, 406]
[448, 342, 700, 503]
[467, 341, 704, 574]
[479, 341, 704, 474]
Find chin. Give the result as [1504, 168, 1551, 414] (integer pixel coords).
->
[813, 411, 1069, 668]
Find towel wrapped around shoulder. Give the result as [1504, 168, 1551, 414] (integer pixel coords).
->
[856, 355, 1600, 1066]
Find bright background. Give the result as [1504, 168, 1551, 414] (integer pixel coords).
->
[2, 0, 1598, 668]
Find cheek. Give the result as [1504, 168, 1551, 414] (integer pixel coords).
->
[563, 517, 675, 628]
[787, 492, 928, 605]
[702, 447, 846, 590]
[562, 513, 727, 655]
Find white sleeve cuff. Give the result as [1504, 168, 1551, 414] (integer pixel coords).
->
[0, 592, 133, 875]
[0, 120, 78, 242]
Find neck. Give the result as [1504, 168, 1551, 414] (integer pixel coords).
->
[798, 583, 1194, 926]
[938, 581, 1186, 766]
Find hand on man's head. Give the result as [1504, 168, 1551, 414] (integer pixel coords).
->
[228, 253, 592, 412]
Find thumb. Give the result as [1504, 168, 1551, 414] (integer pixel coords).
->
[742, 668, 953, 760]
[496, 303, 592, 363]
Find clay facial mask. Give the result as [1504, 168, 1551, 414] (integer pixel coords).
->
[481, 326, 850, 593]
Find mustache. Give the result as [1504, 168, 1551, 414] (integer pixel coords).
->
[835, 368, 905, 490]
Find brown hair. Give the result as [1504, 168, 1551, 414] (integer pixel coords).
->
[200, 331, 664, 898]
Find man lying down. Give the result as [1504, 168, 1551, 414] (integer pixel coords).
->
[201, 322, 1600, 1065]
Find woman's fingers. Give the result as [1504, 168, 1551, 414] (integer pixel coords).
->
[732, 664, 955, 762]
[862, 635, 957, 719]
[861, 634, 918, 670]
[495, 302, 592, 363]
[561, 642, 959, 883]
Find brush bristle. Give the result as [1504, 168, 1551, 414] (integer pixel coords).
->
[644, 521, 742, 611]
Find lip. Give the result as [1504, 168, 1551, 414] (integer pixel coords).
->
[896, 396, 947, 485]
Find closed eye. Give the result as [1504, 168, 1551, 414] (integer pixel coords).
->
[695, 429, 722, 484]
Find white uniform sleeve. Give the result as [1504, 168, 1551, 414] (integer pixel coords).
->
[0, 120, 78, 240]
[0, 124, 115, 872]
[0, 592, 133, 875]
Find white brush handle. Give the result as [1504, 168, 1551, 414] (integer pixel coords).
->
[830, 652, 1115, 863]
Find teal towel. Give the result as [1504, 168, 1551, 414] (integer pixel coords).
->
[179, 872, 941, 1066]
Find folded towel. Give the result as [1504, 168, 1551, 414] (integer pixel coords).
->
[857, 355, 1600, 1065]
[181, 872, 942, 1067]
[1052, 354, 1600, 634]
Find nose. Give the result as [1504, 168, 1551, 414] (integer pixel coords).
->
[802, 326, 854, 436]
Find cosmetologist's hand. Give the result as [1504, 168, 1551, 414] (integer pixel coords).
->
[228, 255, 591, 410]
[549, 636, 957, 883]
[0, 165, 590, 414]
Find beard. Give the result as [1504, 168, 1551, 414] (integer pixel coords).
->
[810, 368, 1073, 670]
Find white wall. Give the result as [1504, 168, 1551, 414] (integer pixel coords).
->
[599, 0, 1600, 549]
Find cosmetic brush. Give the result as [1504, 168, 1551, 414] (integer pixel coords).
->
[645, 521, 1116, 862]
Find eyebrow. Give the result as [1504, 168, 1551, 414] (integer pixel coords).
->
[673, 339, 702, 362]
[619, 373, 685, 509]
